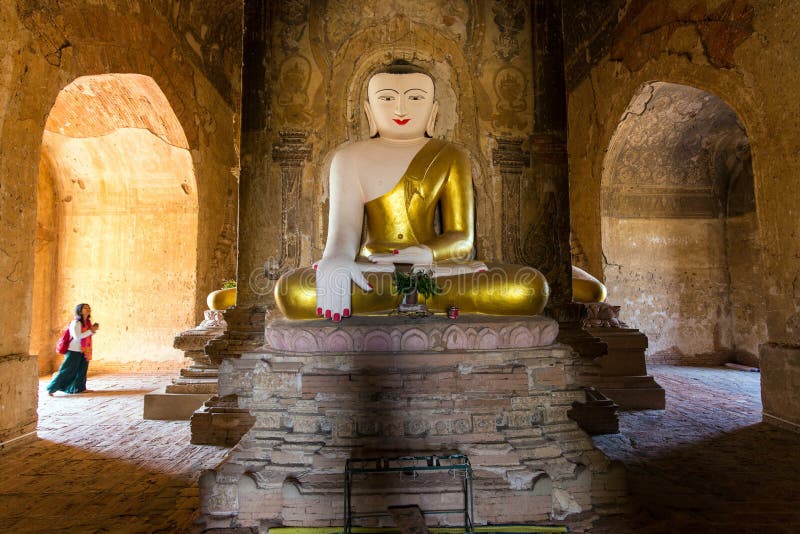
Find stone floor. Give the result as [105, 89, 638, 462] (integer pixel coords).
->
[591, 364, 800, 534]
[0, 374, 228, 533]
[0, 366, 798, 533]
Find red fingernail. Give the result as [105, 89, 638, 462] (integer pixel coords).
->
[368, 283, 373, 289]
[393, 249, 399, 254]
[343, 308, 350, 317]
[478, 269, 487, 272]
[313, 264, 318, 270]
[317, 307, 322, 316]
[325, 310, 331, 319]
[333, 313, 341, 322]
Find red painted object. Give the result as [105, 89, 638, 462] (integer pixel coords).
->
[55, 328, 72, 354]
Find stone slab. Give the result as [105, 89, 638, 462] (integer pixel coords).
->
[190, 395, 256, 446]
[591, 351, 648, 376]
[585, 327, 648, 376]
[585, 328, 648, 349]
[179, 367, 219, 378]
[143, 387, 213, 420]
[165, 381, 218, 394]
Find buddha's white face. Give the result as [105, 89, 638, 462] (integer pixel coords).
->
[367, 73, 435, 140]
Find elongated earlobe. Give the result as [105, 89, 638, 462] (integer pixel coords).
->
[364, 101, 378, 137]
[425, 101, 439, 137]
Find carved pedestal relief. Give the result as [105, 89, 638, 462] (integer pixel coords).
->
[492, 137, 530, 265]
[269, 130, 312, 280]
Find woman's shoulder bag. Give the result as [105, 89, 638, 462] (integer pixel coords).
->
[55, 325, 72, 354]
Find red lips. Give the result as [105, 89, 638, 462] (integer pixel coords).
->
[393, 119, 410, 125]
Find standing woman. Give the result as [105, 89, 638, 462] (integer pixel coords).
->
[47, 303, 99, 396]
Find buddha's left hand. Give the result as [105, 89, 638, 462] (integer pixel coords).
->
[368, 245, 433, 265]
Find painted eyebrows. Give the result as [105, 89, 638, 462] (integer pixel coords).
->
[374, 88, 429, 94]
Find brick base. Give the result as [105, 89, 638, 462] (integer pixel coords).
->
[197, 317, 625, 530]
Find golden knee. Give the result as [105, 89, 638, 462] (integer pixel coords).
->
[573, 278, 607, 303]
[432, 265, 549, 315]
[275, 268, 318, 319]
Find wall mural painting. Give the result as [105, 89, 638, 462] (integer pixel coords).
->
[276, 56, 313, 127]
[277, 0, 308, 54]
[492, 0, 526, 62]
[604, 82, 749, 220]
[492, 66, 528, 130]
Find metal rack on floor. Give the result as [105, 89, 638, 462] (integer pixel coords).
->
[344, 454, 474, 534]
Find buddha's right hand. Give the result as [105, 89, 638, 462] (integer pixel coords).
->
[312, 258, 394, 321]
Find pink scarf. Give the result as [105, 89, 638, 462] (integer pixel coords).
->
[80, 320, 93, 361]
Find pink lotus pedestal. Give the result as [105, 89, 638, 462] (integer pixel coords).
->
[198, 315, 624, 531]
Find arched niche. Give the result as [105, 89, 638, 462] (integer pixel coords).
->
[601, 81, 766, 366]
[31, 74, 199, 373]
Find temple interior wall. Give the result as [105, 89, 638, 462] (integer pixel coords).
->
[565, 1, 800, 425]
[0, 0, 240, 444]
[39, 127, 198, 372]
[726, 210, 766, 367]
[0, 0, 798, 448]
[595, 81, 765, 365]
[603, 217, 733, 364]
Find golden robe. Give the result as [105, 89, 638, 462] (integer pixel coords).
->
[275, 139, 550, 318]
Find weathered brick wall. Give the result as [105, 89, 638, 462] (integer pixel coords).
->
[199, 327, 626, 529]
[565, 1, 800, 418]
[0, 354, 38, 448]
[0, 0, 241, 442]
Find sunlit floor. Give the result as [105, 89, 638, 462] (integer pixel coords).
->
[0, 374, 228, 533]
[0, 367, 798, 533]
[591, 365, 800, 533]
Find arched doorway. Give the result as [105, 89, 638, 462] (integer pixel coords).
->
[601, 81, 767, 367]
[31, 74, 199, 375]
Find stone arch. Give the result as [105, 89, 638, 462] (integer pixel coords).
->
[569, 58, 766, 285]
[31, 73, 199, 373]
[600, 80, 765, 365]
[3, 2, 238, 361]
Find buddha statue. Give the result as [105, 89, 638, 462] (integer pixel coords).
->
[276, 61, 603, 321]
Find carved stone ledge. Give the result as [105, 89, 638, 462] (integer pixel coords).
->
[206, 306, 267, 366]
[191, 394, 256, 447]
[198, 309, 228, 329]
[583, 326, 665, 411]
[265, 314, 559, 353]
[173, 310, 228, 354]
